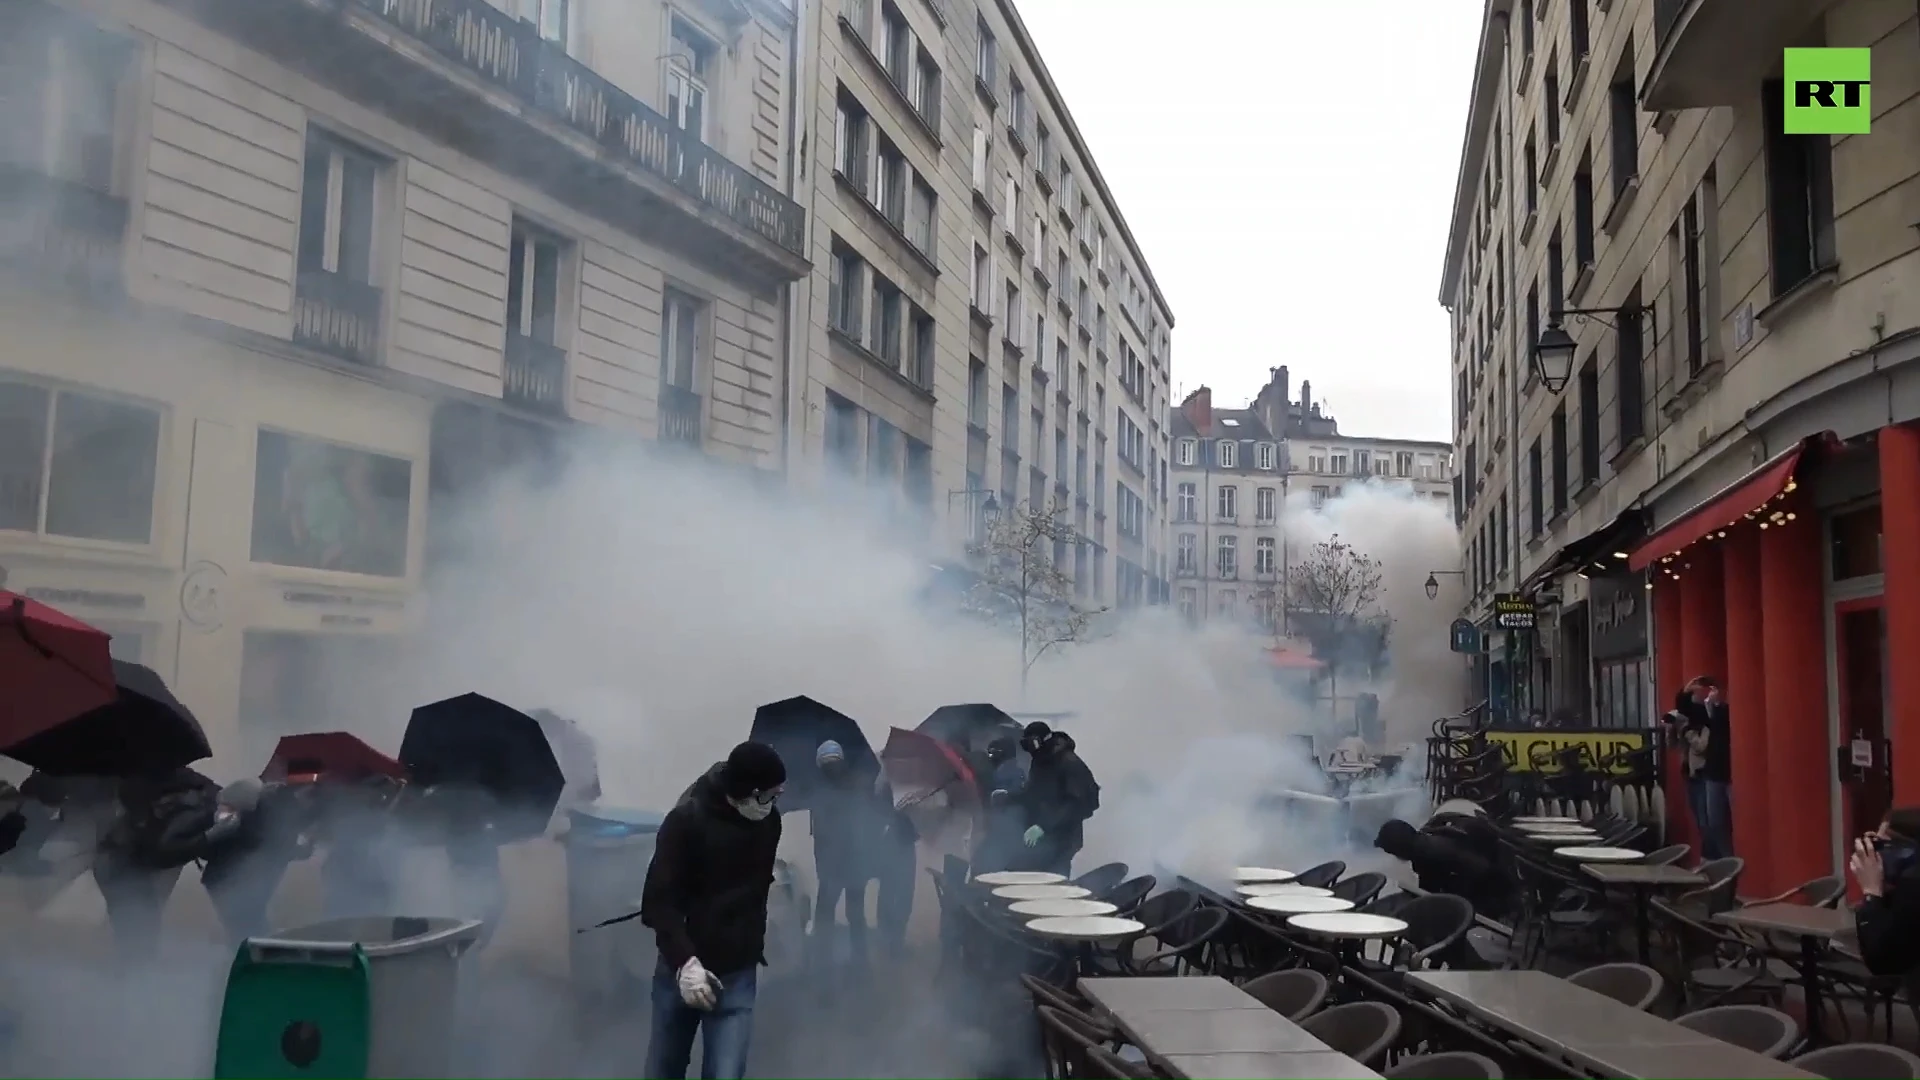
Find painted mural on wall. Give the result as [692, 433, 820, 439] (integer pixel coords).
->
[250, 429, 411, 578]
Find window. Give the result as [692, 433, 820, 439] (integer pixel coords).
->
[825, 390, 861, 472]
[1255, 536, 1276, 575]
[1003, 280, 1023, 337]
[1525, 283, 1540, 373]
[521, 0, 568, 44]
[1608, 44, 1638, 200]
[1310, 485, 1329, 509]
[1009, 77, 1029, 138]
[660, 289, 703, 391]
[1578, 357, 1600, 485]
[1176, 482, 1196, 521]
[844, 0, 872, 33]
[1216, 484, 1237, 521]
[878, 1, 911, 85]
[1573, 149, 1594, 269]
[1523, 130, 1538, 216]
[1306, 449, 1326, 472]
[967, 358, 987, 425]
[506, 221, 563, 344]
[1255, 486, 1276, 523]
[6, 14, 132, 193]
[970, 243, 990, 311]
[1177, 532, 1197, 574]
[1329, 451, 1348, 474]
[829, 243, 865, 339]
[1395, 451, 1414, 477]
[1217, 440, 1237, 469]
[1217, 590, 1236, 614]
[1616, 287, 1645, 445]
[1544, 51, 1561, 150]
[1761, 80, 1837, 295]
[1178, 586, 1196, 619]
[1547, 224, 1564, 313]
[1256, 442, 1276, 470]
[908, 177, 936, 254]
[974, 16, 996, 86]
[1672, 168, 1718, 379]
[1002, 383, 1019, 450]
[970, 126, 990, 191]
[1570, 0, 1590, 59]
[1520, 0, 1534, 55]
[868, 414, 898, 485]
[908, 305, 934, 386]
[1216, 535, 1238, 579]
[0, 380, 160, 544]
[870, 273, 904, 365]
[871, 137, 907, 225]
[665, 16, 714, 140]
[1550, 404, 1569, 518]
[910, 46, 941, 128]
[252, 429, 411, 577]
[298, 129, 380, 285]
[834, 93, 871, 191]
[1527, 437, 1543, 537]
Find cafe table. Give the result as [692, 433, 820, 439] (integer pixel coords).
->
[1078, 975, 1383, 1079]
[1714, 902, 1854, 1046]
[1407, 969, 1820, 1079]
[1580, 862, 1706, 965]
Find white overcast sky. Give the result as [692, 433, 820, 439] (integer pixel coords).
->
[1015, 0, 1484, 444]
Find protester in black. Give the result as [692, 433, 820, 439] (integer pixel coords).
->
[1013, 722, 1099, 877]
[1851, 806, 1920, 977]
[1375, 817, 1507, 918]
[806, 739, 885, 974]
[641, 740, 786, 1080]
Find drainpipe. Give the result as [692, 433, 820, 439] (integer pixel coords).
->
[776, 0, 805, 480]
[1495, 8, 1528, 722]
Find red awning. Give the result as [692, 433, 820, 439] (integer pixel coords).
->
[1266, 647, 1325, 670]
[1628, 438, 1816, 571]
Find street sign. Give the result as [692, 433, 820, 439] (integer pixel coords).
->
[1493, 593, 1536, 630]
[1448, 618, 1481, 654]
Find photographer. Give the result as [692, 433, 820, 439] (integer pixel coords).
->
[1850, 807, 1920, 977]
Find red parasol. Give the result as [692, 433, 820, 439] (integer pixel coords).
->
[262, 731, 405, 784]
[0, 592, 117, 748]
[879, 727, 980, 814]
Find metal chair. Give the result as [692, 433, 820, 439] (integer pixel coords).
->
[1642, 844, 1691, 866]
[1567, 962, 1665, 1011]
[1384, 1051, 1505, 1079]
[1072, 862, 1130, 899]
[1388, 892, 1476, 969]
[1103, 875, 1157, 916]
[1299, 1001, 1403, 1068]
[1332, 871, 1389, 908]
[1130, 907, 1229, 975]
[1673, 1004, 1801, 1059]
[1295, 860, 1347, 889]
[1241, 968, 1330, 1022]
[1792, 1043, 1920, 1079]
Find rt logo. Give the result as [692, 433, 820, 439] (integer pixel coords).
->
[1784, 47, 1871, 135]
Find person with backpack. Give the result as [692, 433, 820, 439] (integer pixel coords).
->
[96, 767, 222, 962]
[1012, 722, 1100, 877]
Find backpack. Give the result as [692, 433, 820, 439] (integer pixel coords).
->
[117, 771, 222, 870]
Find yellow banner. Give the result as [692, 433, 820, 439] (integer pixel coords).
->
[1486, 730, 1650, 774]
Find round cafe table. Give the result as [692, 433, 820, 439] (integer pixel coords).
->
[1554, 846, 1643, 862]
[975, 870, 1067, 886]
[1009, 898, 1118, 918]
[993, 883, 1093, 901]
[1232, 866, 1298, 884]
[1245, 894, 1355, 916]
[1513, 815, 1582, 824]
[1234, 883, 1334, 898]
[1286, 911, 1410, 966]
[1025, 914, 1146, 975]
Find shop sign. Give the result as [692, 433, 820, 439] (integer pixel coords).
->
[281, 589, 406, 630]
[23, 587, 145, 611]
[1485, 729, 1649, 774]
[1448, 618, 1482, 654]
[1589, 572, 1649, 661]
[1492, 593, 1536, 630]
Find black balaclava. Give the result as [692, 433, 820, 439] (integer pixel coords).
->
[1020, 722, 1052, 756]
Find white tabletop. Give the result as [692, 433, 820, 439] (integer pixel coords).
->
[1009, 898, 1119, 917]
[1234, 883, 1334, 898]
[975, 870, 1067, 886]
[1517, 823, 1597, 833]
[1554, 846, 1643, 862]
[1512, 816, 1582, 824]
[994, 883, 1093, 900]
[1286, 912, 1410, 939]
[1026, 915, 1145, 941]
[1231, 866, 1298, 883]
[1246, 894, 1355, 915]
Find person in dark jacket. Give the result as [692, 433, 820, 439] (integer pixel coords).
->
[806, 740, 882, 975]
[871, 767, 917, 959]
[1377, 817, 1512, 921]
[96, 767, 221, 963]
[972, 737, 1029, 875]
[1851, 806, 1920, 978]
[1665, 677, 1733, 860]
[201, 778, 318, 941]
[1013, 723, 1099, 876]
[641, 740, 786, 1080]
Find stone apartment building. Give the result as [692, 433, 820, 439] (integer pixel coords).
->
[1169, 367, 1451, 625]
[0, 0, 807, 768]
[790, 0, 1176, 607]
[1441, 0, 1920, 894]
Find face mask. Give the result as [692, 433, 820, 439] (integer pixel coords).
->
[730, 796, 773, 821]
[1880, 838, 1918, 878]
[1020, 739, 1042, 756]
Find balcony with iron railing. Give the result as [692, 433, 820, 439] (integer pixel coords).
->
[163, 0, 808, 283]
[0, 164, 128, 295]
[293, 267, 382, 365]
[1641, 0, 1836, 110]
[658, 383, 702, 447]
[504, 331, 567, 412]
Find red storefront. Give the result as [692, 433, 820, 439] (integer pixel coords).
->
[1629, 425, 1920, 897]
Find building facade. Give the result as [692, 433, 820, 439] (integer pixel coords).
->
[789, 0, 1175, 607]
[0, 0, 807, 771]
[1169, 369, 1451, 625]
[1439, 0, 1920, 895]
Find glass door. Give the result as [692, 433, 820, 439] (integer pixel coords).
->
[1835, 597, 1891, 849]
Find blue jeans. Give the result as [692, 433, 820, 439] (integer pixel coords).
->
[1688, 777, 1733, 861]
[644, 962, 757, 1079]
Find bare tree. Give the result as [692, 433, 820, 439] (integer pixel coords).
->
[1285, 534, 1385, 713]
[966, 500, 1104, 690]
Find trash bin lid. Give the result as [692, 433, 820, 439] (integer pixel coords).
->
[567, 805, 665, 837]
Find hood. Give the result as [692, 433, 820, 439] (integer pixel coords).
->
[1044, 732, 1077, 756]
[682, 762, 730, 812]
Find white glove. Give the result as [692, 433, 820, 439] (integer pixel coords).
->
[676, 957, 721, 1011]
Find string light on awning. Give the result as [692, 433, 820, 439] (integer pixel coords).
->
[1649, 476, 1804, 583]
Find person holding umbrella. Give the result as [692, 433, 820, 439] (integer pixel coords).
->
[1013, 722, 1100, 877]
[805, 740, 888, 979]
[641, 740, 786, 1080]
[972, 737, 1029, 875]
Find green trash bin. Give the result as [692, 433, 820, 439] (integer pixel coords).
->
[213, 916, 482, 1080]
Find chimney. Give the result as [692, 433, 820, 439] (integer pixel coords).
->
[1181, 385, 1213, 435]
[1271, 365, 1291, 436]
[1300, 380, 1312, 418]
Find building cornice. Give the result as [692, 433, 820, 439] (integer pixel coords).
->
[1436, 0, 1514, 307]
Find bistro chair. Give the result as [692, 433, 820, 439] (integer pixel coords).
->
[1642, 843, 1691, 867]
[1332, 871, 1389, 908]
[1300, 1001, 1403, 1068]
[1648, 897, 1784, 1012]
[1673, 1004, 1801, 1059]
[1792, 1043, 1920, 1080]
[1386, 893, 1476, 970]
[1384, 1051, 1505, 1079]
[1567, 962, 1665, 1011]
[1242, 969, 1329, 1022]
[1295, 860, 1348, 890]
[1036, 1004, 1110, 1080]
[1129, 907, 1229, 976]
[1072, 863, 1130, 899]
[1103, 875, 1157, 917]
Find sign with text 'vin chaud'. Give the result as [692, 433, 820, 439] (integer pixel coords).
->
[1785, 48, 1871, 135]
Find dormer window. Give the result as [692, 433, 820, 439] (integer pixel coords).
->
[1255, 442, 1275, 470]
[1217, 440, 1237, 468]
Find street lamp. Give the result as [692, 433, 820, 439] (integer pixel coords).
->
[1532, 305, 1655, 395]
[948, 487, 1000, 539]
[1424, 569, 1466, 601]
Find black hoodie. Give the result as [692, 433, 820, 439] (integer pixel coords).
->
[1856, 847, 1920, 979]
[640, 762, 783, 975]
[1017, 732, 1099, 858]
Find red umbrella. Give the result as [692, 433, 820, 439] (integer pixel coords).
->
[0, 592, 117, 748]
[262, 731, 405, 783]
[879, 727, 981, 814]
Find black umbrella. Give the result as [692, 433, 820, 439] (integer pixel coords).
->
[917, 703, 1022, 756]
[399, 693, 565, 841]
[2, 659, 211, 776]
[529, 708, 600, 808]
[748, 695, 876, 812]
